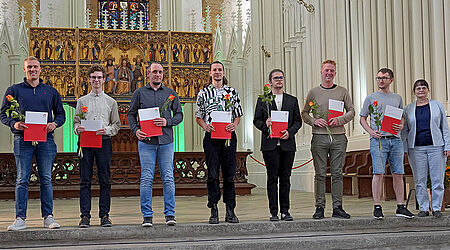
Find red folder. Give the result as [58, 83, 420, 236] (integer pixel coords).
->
[80, 131, 102, 148]
[271, 121, 288, 138]
[328, 110, 344, 120]
[24, 124, 47, 142]
[211, 122, 231, 139]
[380, 116, 401, 135]
[140, 119, 163, 137]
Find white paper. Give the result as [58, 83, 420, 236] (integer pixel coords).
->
[25, 111, 48, 124]
[384, 105, 403, 119]
[271, 111, 289, 122]
[81, 120, 103, 132]
[329, 99, 344, 112]
[211, 111, 231, 123]
[138, 107, 160, 121]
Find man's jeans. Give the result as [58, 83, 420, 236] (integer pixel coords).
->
[13, 136, 57, 219]
[138, 141, 175, 218]
[79, 138, 112, 219]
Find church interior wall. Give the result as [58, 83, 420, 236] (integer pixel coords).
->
[0, 0, 449, 192]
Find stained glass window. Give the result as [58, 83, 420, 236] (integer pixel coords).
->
[98, 1, 150, 29]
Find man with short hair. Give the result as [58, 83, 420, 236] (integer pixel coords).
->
[0, 56, 65, 231]
[301, 59, 355, 220]
[74, 64, 121, 228]
[253, 69, 302, 221]
[360, 68, 414, 219]
[195, 61, 243, 224]
[128, 62, 183, 227]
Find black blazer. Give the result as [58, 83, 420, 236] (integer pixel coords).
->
[253, 92, 302, 151]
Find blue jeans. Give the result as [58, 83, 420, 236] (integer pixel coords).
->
[13, 136, 57, 219]
[370, 137, 404, 174]
[138, 141, 175, 218]
[408, 145, 445, 212]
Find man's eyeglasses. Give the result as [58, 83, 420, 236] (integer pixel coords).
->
[375, 77, 391, 81]
[272, 76, 284, 80]
[90, 76, 104, 80]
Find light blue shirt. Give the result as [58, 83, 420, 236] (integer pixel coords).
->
[402, 99, 450, 151]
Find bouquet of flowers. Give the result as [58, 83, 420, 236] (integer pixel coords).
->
[308, 99, 333, 141]
[160, 94, 175, 116]
[258, 84, 275, 138]
[368, 100, 382, 150]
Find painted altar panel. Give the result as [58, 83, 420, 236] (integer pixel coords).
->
[28, 27, 213, 104]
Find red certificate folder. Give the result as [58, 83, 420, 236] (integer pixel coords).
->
[24, 124, 47, 142]
[328, 99, 344, 120]
[80, 131, 102, 148]
[139, 107, 163, 137]
[271, 111, 289, 138]
[211, 111, 231, 139]
[24, 111, 48, 142]
[140, 119, 163, 137]
[380, 105, 403, 135]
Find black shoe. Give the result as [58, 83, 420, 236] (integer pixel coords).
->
[270, 214, 279, 221]
[313, 206, 324, 219]
[417, 211, 430, 217]
[100, 215, 112, 227]
[332, 206, 351, 219]
[209, 204, 219, 224]
[396, 205, 414, 219]
[433, 211, 442, 218]
[374, 205, 384, 220]
[281, 212, 293, 221]
[142, 217, 153, 227]
[79, 216, 90, 228]
[225, 204, 239, 223]
[165, 215, 176, 226]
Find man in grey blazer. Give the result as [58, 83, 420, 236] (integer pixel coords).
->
[253, 69, 302, 221]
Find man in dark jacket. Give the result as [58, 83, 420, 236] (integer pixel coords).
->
[253, 69, 302, 221]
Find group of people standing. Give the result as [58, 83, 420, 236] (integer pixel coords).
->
[1, 56, 448, 231]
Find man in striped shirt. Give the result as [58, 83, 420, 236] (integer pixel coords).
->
[195, 61, 243, 224]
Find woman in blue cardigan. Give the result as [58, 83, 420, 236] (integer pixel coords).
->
[402, 79, 450, 218]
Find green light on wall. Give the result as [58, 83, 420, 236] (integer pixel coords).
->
[62, 103, 77, 152]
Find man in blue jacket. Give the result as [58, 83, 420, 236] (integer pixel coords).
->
[0, 56, 66, 231]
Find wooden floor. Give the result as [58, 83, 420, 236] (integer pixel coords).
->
[0, 188, 428, 230]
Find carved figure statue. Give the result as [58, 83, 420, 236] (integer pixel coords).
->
[131, 57, 144, 92]
[44, 40, 52, 60]
[92, 41, 100, 60]
[159, 43, 167, 61]
[183, 44, 190, 63]
[172, 44, 180, 62]
[105, 58, 116, 94]
[115, 58, 132, 95]
[66, 40, 74, 60]
[193, 44, 200, 63]
[33, 40, 41, 59]
[149, 43, 156, 61]
[55, 40, 64, 60]
[203, 45, 210, 63]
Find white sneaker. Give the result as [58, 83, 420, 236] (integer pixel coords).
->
[43, 215, 60, 229]
[7, 217, 26, 231]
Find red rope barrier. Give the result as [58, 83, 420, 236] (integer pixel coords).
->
[249, 154, 313, 170]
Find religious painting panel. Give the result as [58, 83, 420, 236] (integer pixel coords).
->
[29, 28, 212, 105]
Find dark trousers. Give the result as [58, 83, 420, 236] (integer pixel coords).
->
[203, 132, 237, 208]
[79, 138, 112, 219]
[262, 146, 295, 215]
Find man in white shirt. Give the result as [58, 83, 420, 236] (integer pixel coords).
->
[73, 64, 120, 228]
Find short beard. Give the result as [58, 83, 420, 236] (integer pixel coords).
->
[153, 82, 161, 85]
